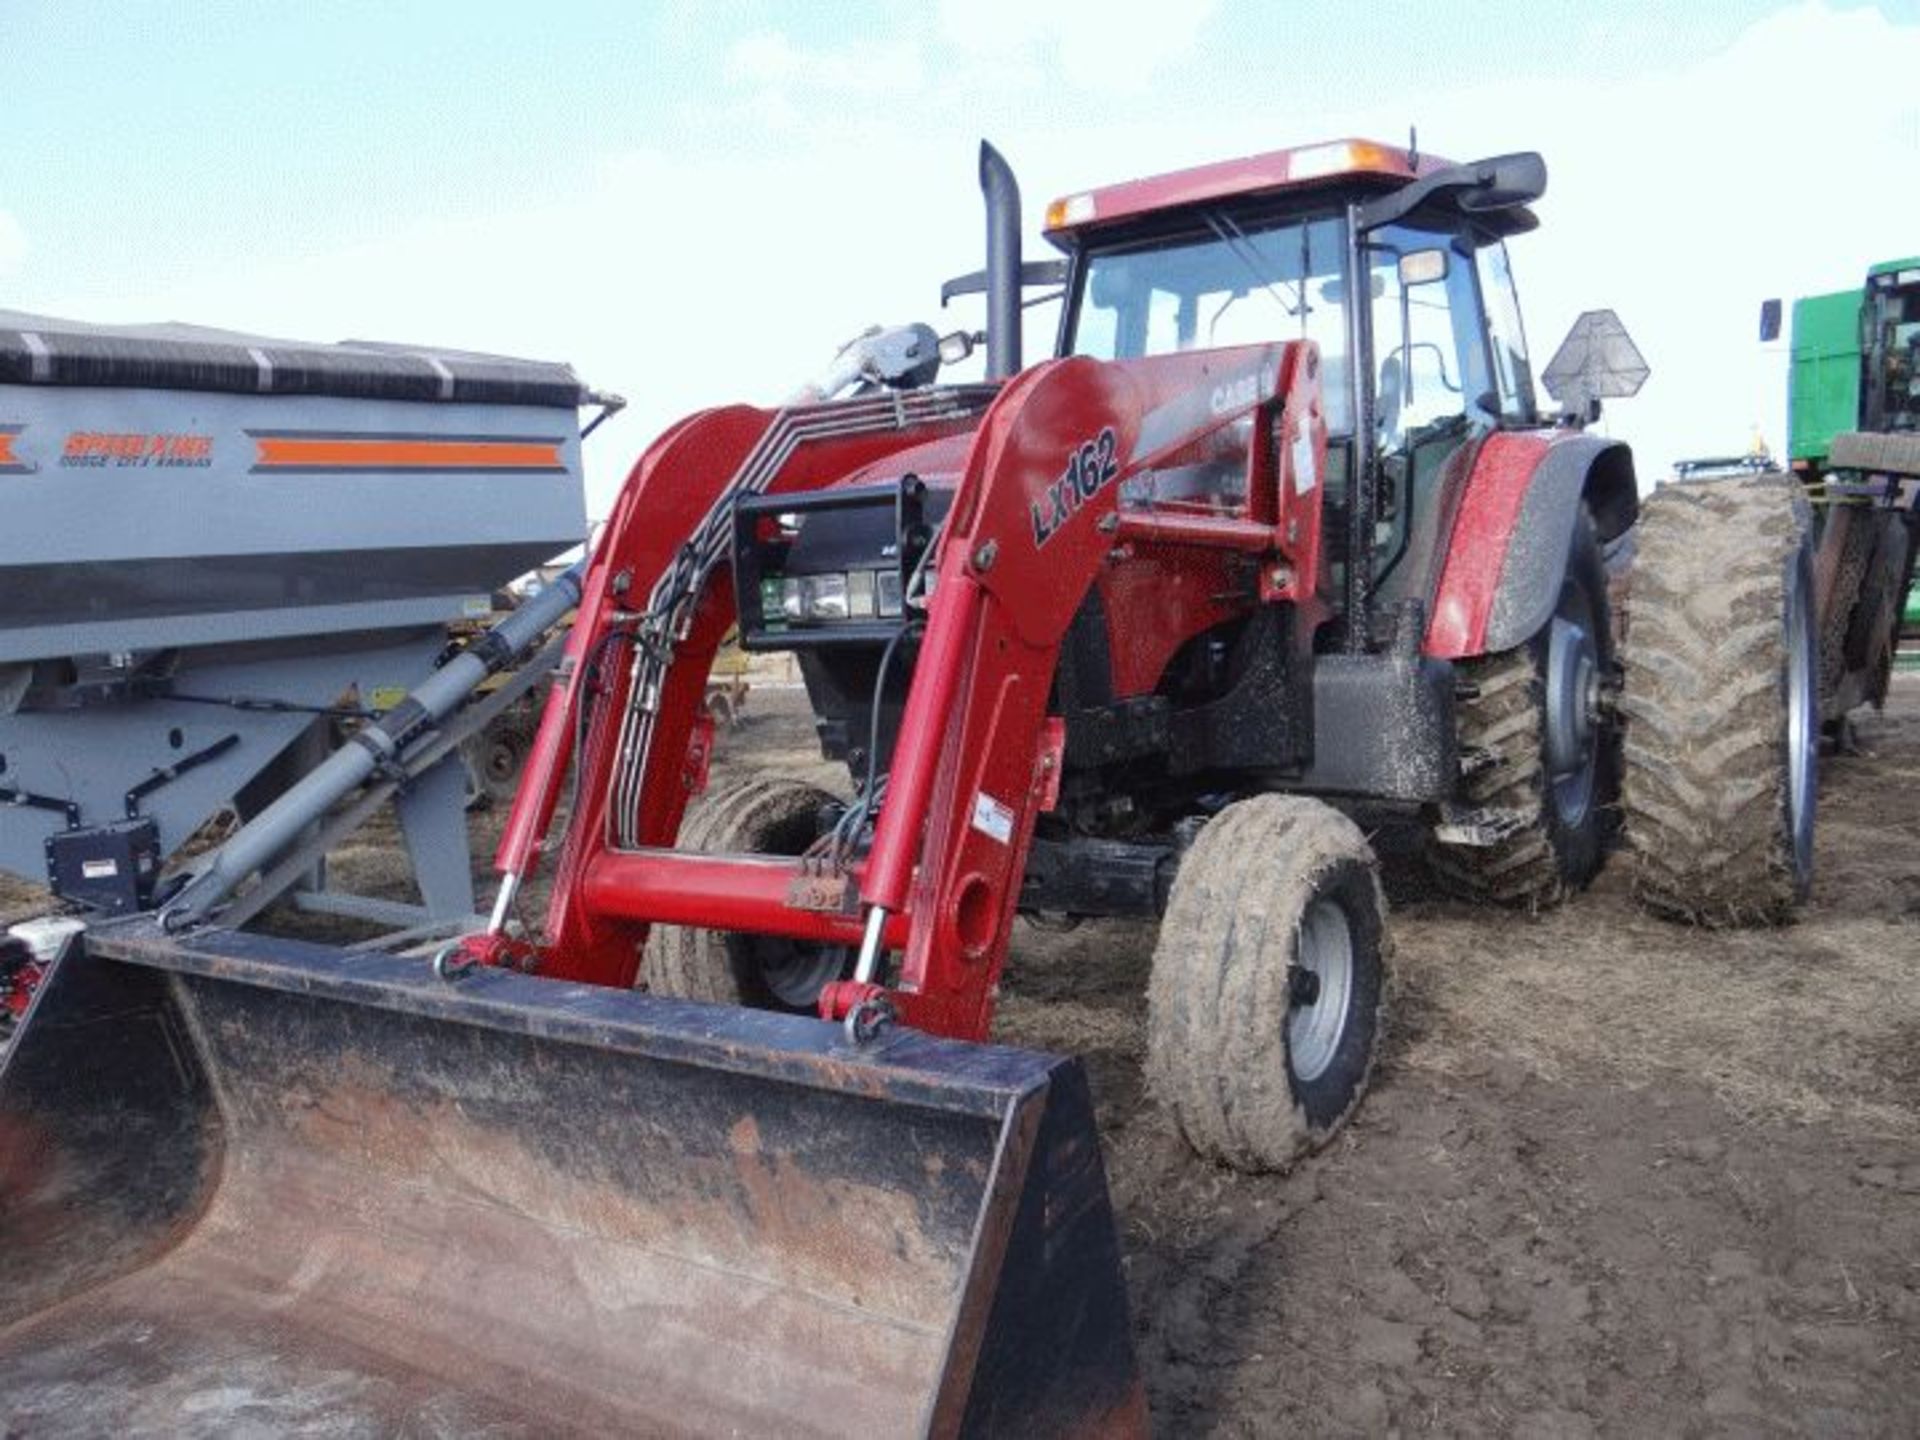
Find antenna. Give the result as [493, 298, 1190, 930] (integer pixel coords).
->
[1408, 125, 1419, 171]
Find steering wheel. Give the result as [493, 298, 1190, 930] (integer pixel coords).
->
[1393, 340, 1463, 395]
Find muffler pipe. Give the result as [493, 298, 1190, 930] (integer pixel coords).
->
[979, 140, 1022, 381]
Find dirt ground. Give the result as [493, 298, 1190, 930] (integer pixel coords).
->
[4, 678, 1917, 1436]
[687, 681, 1920, 1438]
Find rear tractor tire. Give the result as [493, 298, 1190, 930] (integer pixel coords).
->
[1619, 471, 1817, 925]
[1425, 513, 1622, 907]
[642, 777, 851, 1013]
[1146, 795, 1388, 1173]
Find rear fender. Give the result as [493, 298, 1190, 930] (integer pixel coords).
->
[1427, 432, 1636, 658]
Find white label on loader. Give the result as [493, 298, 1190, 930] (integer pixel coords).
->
[81, 859, 119, 879]
[970, 792, 1015, 846]
[1292, 425, 1318, 493]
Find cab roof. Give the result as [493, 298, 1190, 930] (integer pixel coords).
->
[1042, 138, 1455, 245]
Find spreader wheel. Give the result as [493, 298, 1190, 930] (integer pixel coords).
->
[1146, 795, 1388, 1173]
[643, 777, 851, 1013]
[1620, 470, 1817, 925]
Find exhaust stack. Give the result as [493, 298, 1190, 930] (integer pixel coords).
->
[979, 140, 1023, 381]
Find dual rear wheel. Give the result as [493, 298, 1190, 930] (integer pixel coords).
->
[1429, 472, 1818, 927]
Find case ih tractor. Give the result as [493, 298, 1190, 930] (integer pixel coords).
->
[480, 136, 1813, 1129]
[0, 138, 1815, 1434]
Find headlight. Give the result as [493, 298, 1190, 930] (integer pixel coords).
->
[778, 573, 867, 622]
[805, 574, 850, 620]
[875, 569, 903, 618]
[846, 569, 876, 619]
[773, 570, 893, 623]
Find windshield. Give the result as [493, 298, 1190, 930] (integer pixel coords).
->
[1068, 213, 1354, 433]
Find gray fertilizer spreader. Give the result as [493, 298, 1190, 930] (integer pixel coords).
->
[0, 310, 592, 931]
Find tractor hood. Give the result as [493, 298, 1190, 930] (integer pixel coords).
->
[833, 427, 976, 495]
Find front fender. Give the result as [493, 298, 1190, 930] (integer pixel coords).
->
[1427, 431, 1636, 659]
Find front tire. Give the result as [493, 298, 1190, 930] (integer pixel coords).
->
[1146, 795, 1388, 1173]
[1619, 471, 1817, 925]
[642, 778, 851, 1012]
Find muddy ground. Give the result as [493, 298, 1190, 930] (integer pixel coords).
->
[683, 681, 1920, 1438]
[5, 678, 1917, 1436]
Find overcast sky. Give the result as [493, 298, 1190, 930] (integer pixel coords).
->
[4, 1, 1916, 510]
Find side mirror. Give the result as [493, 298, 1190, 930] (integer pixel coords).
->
[1539, 308, 1649, 416]
[1356, 151, 1547, 233]
[1398, 249, 1449, 287]
[1454, 153, 1548, 214]
[1759, 298, 1782, 344]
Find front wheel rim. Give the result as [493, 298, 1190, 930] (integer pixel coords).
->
[1288, 897, 1356, 1084]
[749, 938, 849, 1010]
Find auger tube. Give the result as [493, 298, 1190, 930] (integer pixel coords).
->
[160, 563, 585, 930]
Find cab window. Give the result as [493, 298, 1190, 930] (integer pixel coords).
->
[1476, 239, 1537, 421]
[1070, 214, 1354, 434]
[1365, 225, 1496, 593]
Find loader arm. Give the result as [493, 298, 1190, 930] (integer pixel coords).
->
[529, 342, 1326, 1042]
[491, 404, 768, 894]
[827, 342, 1327, 1038]
[525, 388, 1005, 984]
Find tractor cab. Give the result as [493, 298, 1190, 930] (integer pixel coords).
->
[1042, 139, 1546, 631]
[1862, 259, 1920, 435]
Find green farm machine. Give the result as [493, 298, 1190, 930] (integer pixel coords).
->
[1763, 258, 1920, 700]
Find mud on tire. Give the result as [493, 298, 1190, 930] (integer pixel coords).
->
[1424, 516, 1622, 908]
[642, 777, 848, 1012]
[1146, 795, 1388, 1173]
[1619, 471, 1817, 926]
[1842, 511, 1914, 709]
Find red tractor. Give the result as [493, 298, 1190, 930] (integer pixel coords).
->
[0, 138, 1821, 1433]
[466, 137, 1814, 1170]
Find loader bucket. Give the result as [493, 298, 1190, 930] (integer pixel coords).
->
[0, 926, 1144, 1437]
